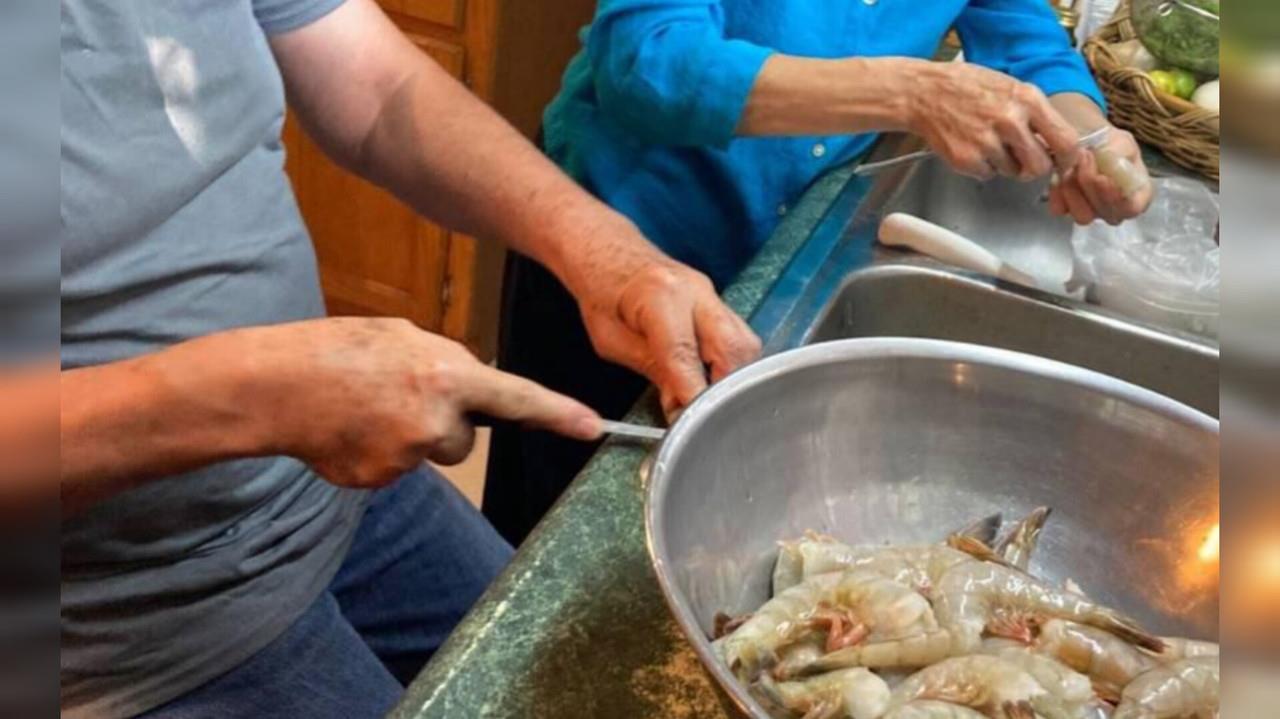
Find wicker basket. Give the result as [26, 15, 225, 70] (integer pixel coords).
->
[1083, 1, 1219, 181]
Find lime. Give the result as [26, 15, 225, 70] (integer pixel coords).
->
[1147, 70, 1179, 96]
[1168, 68, 1198, 99]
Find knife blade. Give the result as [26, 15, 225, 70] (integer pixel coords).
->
[853, 126, 1113, 178]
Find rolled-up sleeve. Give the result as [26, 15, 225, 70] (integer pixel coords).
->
[587, 0, 774, 148]
[253, 0, 346, 36]
[956, 0, 1106, 110]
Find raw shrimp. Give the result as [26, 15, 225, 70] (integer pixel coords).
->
[716, 573, 841, 679]
[1112, 657, 1219, 719]
[773, 534, 974, 596]
[883, 700, 988, 719]
[931, 561, 1165, 655]
[886, 656, 1077, 719]
[805, 564, 1162, 675]
[1034, 620, 1155, 702]
[757, 667, 891, 719]
[775, 537, 808, 594]
[1150, 637, 1219, 663]
[978, 641, 1095, 713]
[719, 570, 934, 680]
[993, 507, 1052, 572]
[774, 640, 827, 681]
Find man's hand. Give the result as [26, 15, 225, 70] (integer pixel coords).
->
[553, 217, 761, 420]
[242, 318, 601, 488]
[61, 318, 603, 513]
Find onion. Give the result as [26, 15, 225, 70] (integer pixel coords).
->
[1192, 80, 1220, 111]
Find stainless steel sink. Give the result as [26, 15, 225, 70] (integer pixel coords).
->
[809, 263, 1219, 416]
[752, 137, 1220, 417]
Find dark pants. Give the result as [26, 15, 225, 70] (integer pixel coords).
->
[482, 253, 648, 545]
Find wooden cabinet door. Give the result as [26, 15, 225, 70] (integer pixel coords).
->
[284, 115, 453, 331]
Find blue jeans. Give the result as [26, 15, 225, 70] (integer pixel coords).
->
[138, 467, 513, 719]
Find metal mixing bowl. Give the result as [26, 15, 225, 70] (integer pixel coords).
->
[645, 338, 1219, 718]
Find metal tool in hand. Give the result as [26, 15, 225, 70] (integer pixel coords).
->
[854, 126, 1147, 197]
[600, 419, 666, 442]
[854, 126, 1110, 177]
[469, 413, 665, 443]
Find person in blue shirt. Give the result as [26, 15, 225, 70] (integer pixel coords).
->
[483, 0, 1153, 544]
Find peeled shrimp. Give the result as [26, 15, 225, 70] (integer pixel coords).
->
[719, 570, 934, 680]
[1112, 657, 1219, 719]
[758, 667, 891, 719]
[1034, 619, 1156, 702]
[773, 534, 974, 596]
[886, 655, 1077, 719]
[883, 700, 989, 719]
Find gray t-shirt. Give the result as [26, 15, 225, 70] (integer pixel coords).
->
[60, 2, 368, 716]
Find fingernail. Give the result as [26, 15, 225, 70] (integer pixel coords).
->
[576, 416, 602, 440]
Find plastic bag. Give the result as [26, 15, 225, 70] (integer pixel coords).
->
[1070, 177, 1219, 338]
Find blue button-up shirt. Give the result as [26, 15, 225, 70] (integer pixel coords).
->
[544, 0, 1104, 287]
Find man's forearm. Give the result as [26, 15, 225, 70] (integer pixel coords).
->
[271, 0, 668, 298]
[60, 333, 267, 516]
[352, 57, 647, 294]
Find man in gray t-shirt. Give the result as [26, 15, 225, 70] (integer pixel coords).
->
[53, 0, 761, 716]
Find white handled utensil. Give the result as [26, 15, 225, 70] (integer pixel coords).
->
[878, 212, 1039, 288]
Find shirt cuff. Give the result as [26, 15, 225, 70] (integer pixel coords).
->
[256, 0, 347, 36]
[685, 40, 775, 149]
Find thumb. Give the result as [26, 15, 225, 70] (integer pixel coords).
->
[460, 364, 602, 441]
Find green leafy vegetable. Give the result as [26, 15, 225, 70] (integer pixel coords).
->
[1132, 0, 1220, 76]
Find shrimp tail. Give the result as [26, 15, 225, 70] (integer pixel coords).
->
[995, 507, 1052, 571]
[1001, 700, 1037, 719]
[945, 535, 1024, 573]
[712, 611, 754, 640]
[1093, 610, 1167, 654]
[952, 513, 1004, 545]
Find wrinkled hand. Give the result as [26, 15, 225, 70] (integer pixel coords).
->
[1048, 127, 1153, 226]
[562, 218, 762, 419]
[906, 63, 1081, 181]
[242, 317, 600, 488]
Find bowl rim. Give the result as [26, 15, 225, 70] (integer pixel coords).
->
[643, 336, 1218, 719]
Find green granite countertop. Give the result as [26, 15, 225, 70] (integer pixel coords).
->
[389, 166, 859, 719]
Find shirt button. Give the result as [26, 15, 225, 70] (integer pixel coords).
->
[811, 143, 827, 158]
[777, 203, 789, 217]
